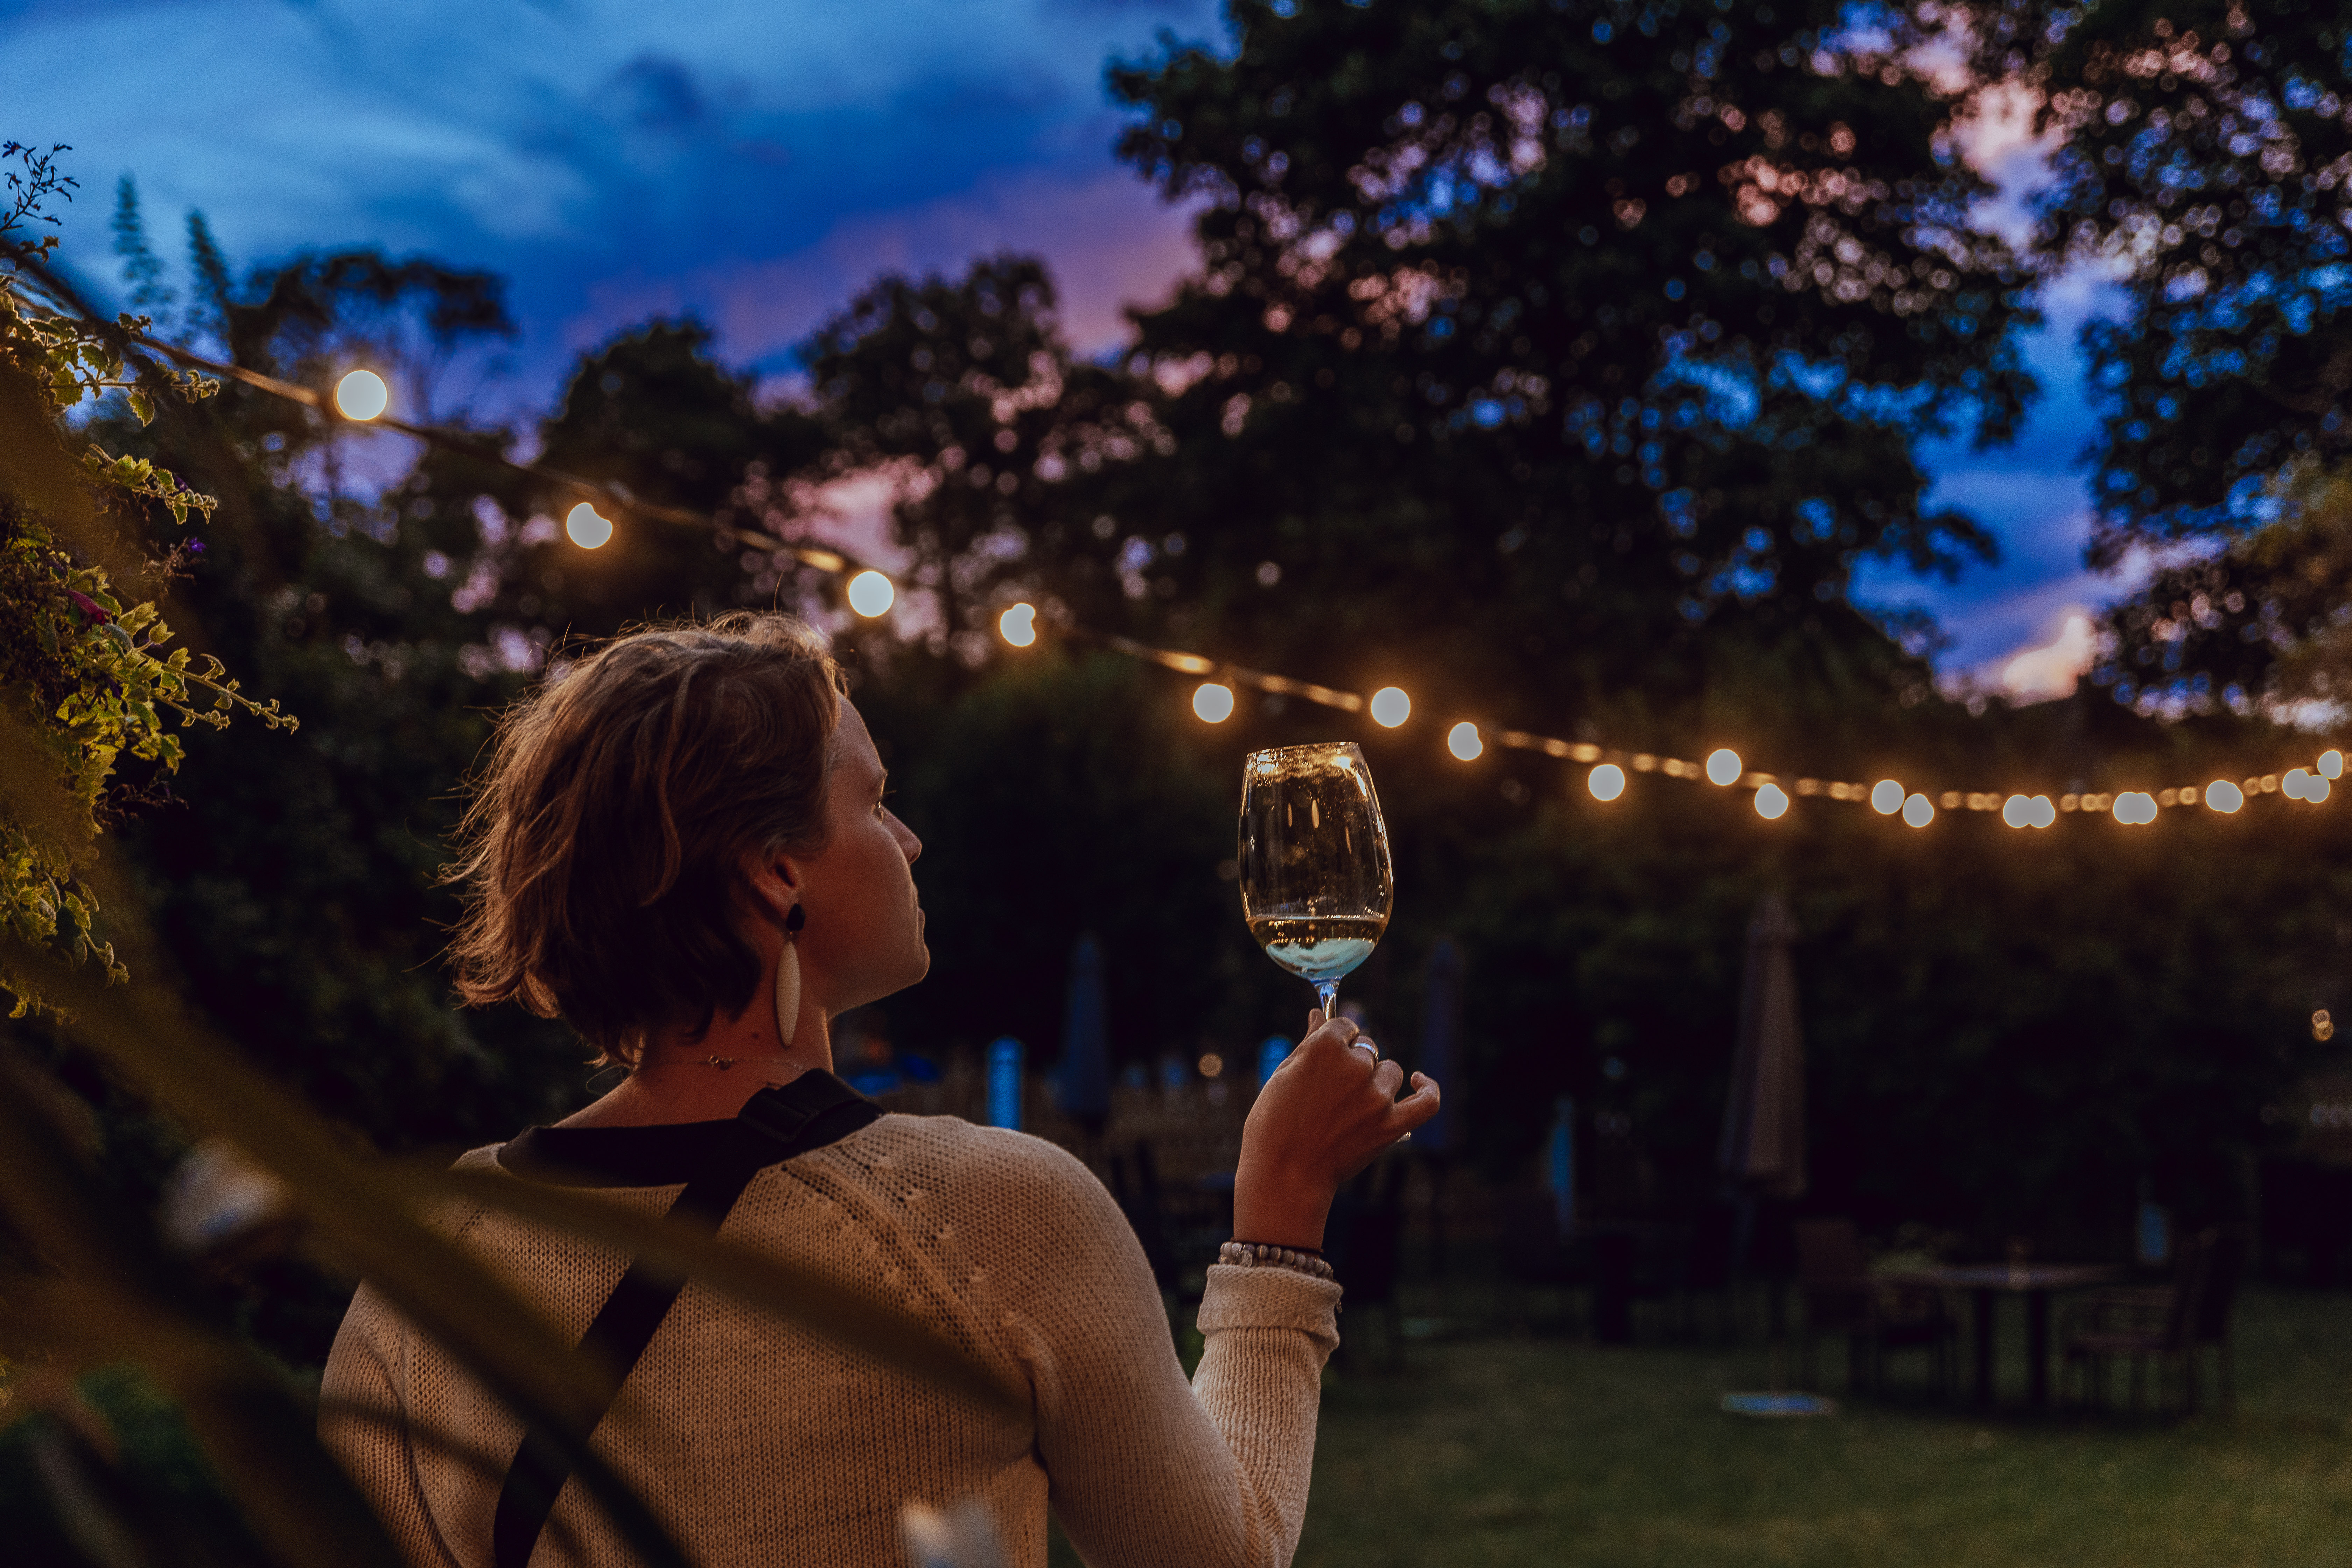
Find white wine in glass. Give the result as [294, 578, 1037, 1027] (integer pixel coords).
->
[1238, 742, 1394, 1020]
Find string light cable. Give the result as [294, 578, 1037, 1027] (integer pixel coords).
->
[85, 325, 2350, 831]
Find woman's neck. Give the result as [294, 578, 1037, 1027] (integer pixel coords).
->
[555, 986, 835, 1129]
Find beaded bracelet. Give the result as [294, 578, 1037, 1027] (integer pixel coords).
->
[1219, 1240, 1337, 1282]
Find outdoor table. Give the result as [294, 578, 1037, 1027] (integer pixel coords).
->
[1881, 1264, 2123, 1409]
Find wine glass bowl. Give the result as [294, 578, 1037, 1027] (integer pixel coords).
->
[1238, 742, 1394, 1020]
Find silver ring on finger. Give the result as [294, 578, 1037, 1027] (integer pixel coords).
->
[1349, 1038, 1379, 1060]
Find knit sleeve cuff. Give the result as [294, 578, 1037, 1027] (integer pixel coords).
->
[1197, 1262, 1343, 1344]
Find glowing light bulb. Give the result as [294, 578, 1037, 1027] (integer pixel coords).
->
[1871, 779, 1904, 815]
[998, 603, 1037, 646]
[564, 501, 614, 549]
[846, 569, 895, 617]
[1448, 721, 1483, 761]
[1902, 792, 1934, 828]
[1588, 763, 1626, 802]
[1192, 682, 1235, 723]
[2205, 779, 2245, 813]
[2030, 795, 2056, 828]
[1754, 782, 1790, 820]
[2322, 749, 2344, 780]
[1705, 748, 1742, 786]
[2001, 794, 2031, 828]
[1369, 686, 1411, 727]
[333, 369, 388, 421]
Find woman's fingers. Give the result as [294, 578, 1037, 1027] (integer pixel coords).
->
[1386, 1073, 1442, 1134]
[1370, 1058, 1405, 1097]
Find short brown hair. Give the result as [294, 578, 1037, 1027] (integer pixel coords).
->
[444, 612, 843, 1064]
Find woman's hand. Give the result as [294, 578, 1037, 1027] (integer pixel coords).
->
[1230, 1009, 1441, 1251]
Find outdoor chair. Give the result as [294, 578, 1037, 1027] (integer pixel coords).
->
[1792, 1217, 1956, 1396]
[2060, 1225, 2239, 1414]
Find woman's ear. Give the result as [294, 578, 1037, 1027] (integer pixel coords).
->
[739, 847, 804, 927]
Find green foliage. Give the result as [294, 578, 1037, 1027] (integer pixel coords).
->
[0, 143, 289, 1019]
[2095, 463, 2352, 715]
[2023, 0, 2352, 560]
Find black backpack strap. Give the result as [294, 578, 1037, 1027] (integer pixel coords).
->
[491, 1072, 881, 1568]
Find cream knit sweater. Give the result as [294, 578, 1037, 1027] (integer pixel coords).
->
[320, 1111, 1342, 1567]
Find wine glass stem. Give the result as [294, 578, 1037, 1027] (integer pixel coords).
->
[1316, 979, 1340, 1023]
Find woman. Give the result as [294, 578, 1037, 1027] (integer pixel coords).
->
[321, 612, 1438, 1568]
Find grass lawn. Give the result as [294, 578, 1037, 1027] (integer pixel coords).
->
[1277, 1285, 2352, 1567]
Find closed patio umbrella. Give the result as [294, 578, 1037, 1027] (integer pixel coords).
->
[1058, 933, 1111, 1136]
[1717, 892, 1806, 1199]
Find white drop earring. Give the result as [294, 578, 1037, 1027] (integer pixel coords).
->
[772, 903, 805, 1049]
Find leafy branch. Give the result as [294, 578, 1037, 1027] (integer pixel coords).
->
[0, 139, 291, 1020]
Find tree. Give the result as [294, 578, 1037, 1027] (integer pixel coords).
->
[2024, 0, 2352, 561]
[1084, 0, 2039, 737]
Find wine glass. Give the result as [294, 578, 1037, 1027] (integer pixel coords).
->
[1237, 742, 1394, 1022]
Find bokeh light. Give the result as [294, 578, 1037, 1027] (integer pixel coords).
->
[998, 603, 1037, 646]
[846, 569, 896, 617]
[2323, 750, 2345, 780]
[1369, 686, 1411, 727]
[2308, 774, 2333, 804]
[2317, 1010, 2336, 1043]
[1754, 782, 1789, 820]
[1588, 763, 1626, 802]
[2002, 793, 2032, 828]
[332, 369, 388, 421]
[1447, 721, 1483, 761]
[2030, 795, 2056, 828]
[1192, 682, 1236, 723]
[564, 501, 613, 549]
[2284, 767, 2313, 800]
[1902, 792, 1934, 828]
[2113, 791, 2159, 825]
[2205, 779, 2245, 813]
[1871, 779, 1904, 815]
[1705, 748, 1741, 785]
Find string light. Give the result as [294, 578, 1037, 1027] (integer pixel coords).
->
[1448, 722, 1483, 761]
[1192, 681, 1236, 723]
[332, 369, 388, 421]
[2001, 794, 2057, 830]
[564, 501, 614, 549]
[846, 570, 895, 618]
[114, 336, 2352, 833]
